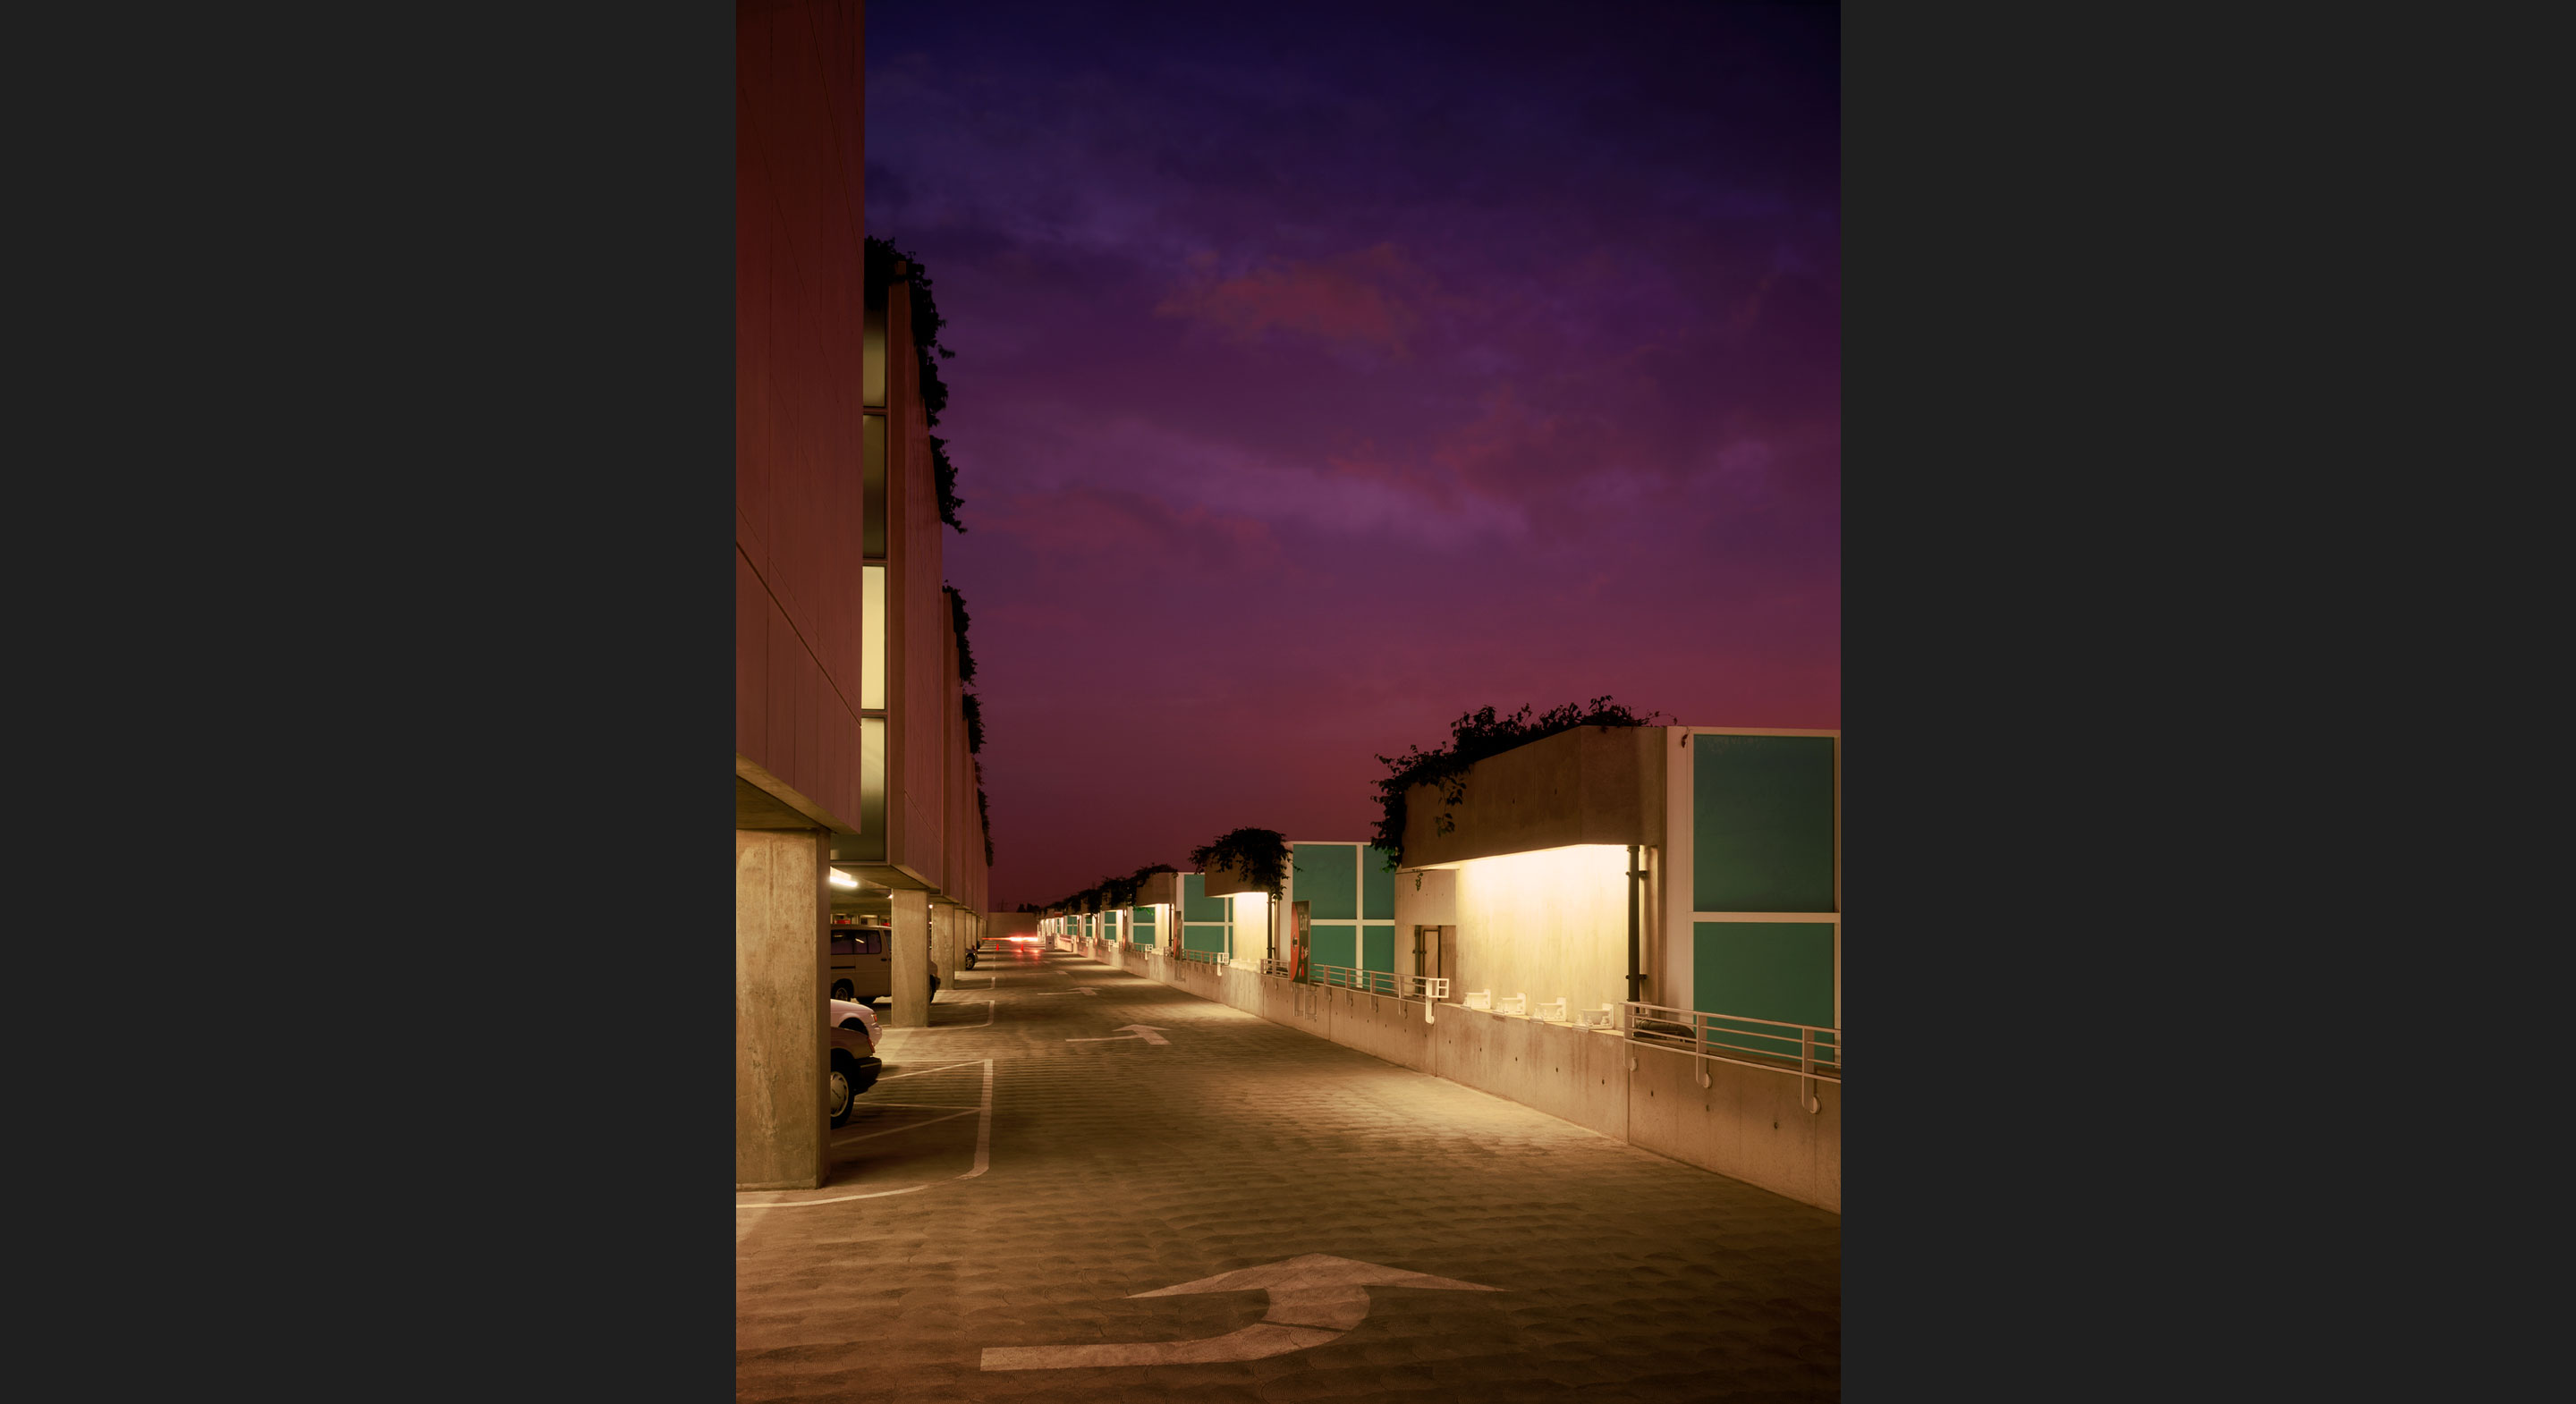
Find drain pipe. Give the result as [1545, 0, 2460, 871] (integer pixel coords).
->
[1626, 843, 1646, 1005]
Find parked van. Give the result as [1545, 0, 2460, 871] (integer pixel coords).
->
[829, 923, 940, 1003]
[830, 924, 892, 1002]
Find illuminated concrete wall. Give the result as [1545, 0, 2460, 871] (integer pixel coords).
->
[1229, 892, 1271, 963]
[1443, 843, 1633, 1020]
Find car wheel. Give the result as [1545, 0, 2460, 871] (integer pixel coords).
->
[830, 979, 853, 1000]
[828, 1056, 854, 1127]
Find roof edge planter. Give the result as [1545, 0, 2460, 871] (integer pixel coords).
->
[1191, 828, 1289, 898]
[1398, 725, 1669, 869]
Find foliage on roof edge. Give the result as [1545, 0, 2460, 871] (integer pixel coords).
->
[1188, 827, 1292, 896]
[1369, 698, 1666, 868]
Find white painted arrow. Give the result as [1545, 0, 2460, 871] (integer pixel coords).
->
[979, 1254, 1501, 1370]
[1064, 1023, 1168, 1045]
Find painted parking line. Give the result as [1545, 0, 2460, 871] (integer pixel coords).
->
[875, 1059, 985, 1082]
[738, 1058, 993, 1212]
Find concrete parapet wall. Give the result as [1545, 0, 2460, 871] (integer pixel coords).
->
[1625, 1042, 1840, 1211]
[1124, 957, 1839, 1214]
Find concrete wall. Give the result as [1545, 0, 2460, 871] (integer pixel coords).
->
[1625, 1041, 1840, 1211]
[886, 272, 946, 886]
[1115, 954, 1840, 1214]
[735, 0, 869, 836]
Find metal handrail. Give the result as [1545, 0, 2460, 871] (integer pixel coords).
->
[1308, 962, 1385, 994]
[1619, 1001, 1843, 1083]
[1307, 963, 1446, 1002]
[1172, 945, 1227, 967]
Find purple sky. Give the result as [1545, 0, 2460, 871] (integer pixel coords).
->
[867, 2, 1839, 909]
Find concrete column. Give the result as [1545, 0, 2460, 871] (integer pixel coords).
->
[890, 888, 932, 1028]
[735, 828, 828, 1189]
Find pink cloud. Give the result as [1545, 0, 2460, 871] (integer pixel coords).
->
[1156, 243, 1428, 354]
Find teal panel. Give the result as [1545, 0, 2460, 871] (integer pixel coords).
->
[1692, 735, 1836, 912]
[1182, 924, 1227, 953]
[1182, 873, 1227, 922]
[1691, 922, 1839, 1066]
[1130, 907, 1156, 947]
[1310, 923, 1357, 970]
[1296, 843, 1358, 919]
[1361, 924, 1394, 973]
[1361, 848, 1395, 918]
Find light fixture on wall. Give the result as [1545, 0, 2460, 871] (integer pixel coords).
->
[828, 868, 859, 889]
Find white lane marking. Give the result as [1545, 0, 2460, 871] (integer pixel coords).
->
[978, 1255, 1503, 1370]
[875, 1060, 985, 1083]
[738, 1057, 994, 1212]
[962, 1058, 993, 1180]
[1064, 1023, 1170, 1046]
[738, 1183, 929, 1210]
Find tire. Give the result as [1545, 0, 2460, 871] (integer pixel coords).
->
[830, 979, 853, 1000]
[828, 1055, 855, 1127]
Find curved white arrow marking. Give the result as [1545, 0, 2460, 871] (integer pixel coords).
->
[979, 1254, 1501, 1370]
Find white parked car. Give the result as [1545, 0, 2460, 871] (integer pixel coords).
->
[831, 998, 881, 1051]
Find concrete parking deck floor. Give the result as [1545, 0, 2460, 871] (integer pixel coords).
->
[736, 948, 1839, 1401]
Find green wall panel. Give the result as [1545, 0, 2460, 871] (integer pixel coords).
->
[1361, 923, 1394, 973]
[1129, 907, 1156, 947]
[1691, 922, 1839, 1065]
[1182, 923, 1227, 953]
[1296, 843, 1357, 919]
[1310, 922, 1357, 970]
[1692, 735, 1836, 913]
[1182, 872, 1227, 922]
[1361, 848, 1395, 918]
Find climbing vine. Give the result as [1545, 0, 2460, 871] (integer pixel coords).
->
[1369, 698, 1666, 868]
[866, 235, 966, 532]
